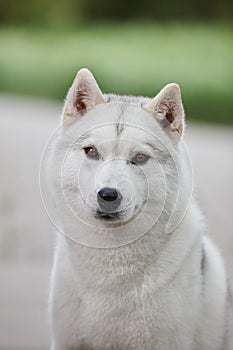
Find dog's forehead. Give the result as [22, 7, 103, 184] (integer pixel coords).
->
[82, 102, 164, 145]
[89, 122, 154, 143]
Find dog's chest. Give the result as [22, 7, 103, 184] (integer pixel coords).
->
[77, 281, 157, 348]
[73, 270, 197, 350]
[59, 239, 201, 349]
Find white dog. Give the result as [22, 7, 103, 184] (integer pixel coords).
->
[47, 68, 232, 349]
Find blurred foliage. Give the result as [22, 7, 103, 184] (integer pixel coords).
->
[0, 23, 232, 124]
[0, 0, 232, 123]
[0, 0, 82, 26]
[82, 0, 233, 21]
[0, 0, 232, 24]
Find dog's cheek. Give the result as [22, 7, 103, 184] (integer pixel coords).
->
[130, 178, 147, 210]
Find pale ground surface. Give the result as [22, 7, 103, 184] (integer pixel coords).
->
[0, 95, 232, 350]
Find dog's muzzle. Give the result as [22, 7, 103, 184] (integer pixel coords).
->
[97, 187, 122, 213]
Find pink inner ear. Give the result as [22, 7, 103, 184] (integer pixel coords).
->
[159, 100, 176, 124]
[75, 90, 87, 112]
[166, 110, 175, 123]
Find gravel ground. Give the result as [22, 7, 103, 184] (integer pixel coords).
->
[0, 95, 232, 350]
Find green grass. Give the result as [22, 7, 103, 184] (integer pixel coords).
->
[0, 22, 232, 123]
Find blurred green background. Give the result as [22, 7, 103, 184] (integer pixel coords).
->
[0, 0, 232, 123]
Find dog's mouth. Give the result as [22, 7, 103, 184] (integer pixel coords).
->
[95, 202, 142, 222]
[96, 210, 120, 221]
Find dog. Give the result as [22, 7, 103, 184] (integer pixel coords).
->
[47, 68, 232, 349]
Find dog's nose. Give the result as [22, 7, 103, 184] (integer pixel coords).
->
[97, 187, 122, 211]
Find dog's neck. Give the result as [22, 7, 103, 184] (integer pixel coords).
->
[58, 200, 203, 292]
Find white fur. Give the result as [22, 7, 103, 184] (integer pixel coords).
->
[48, 69, 232, 350]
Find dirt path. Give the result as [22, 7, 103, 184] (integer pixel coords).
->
[0, 95, 232, 350]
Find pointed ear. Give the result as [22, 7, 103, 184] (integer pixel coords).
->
[145, 83, 185, 139]
[63, 68, 105, 121]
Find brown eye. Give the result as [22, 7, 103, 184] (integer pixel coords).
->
[83, 146, 99, 159]
[131, 153, 150, 165]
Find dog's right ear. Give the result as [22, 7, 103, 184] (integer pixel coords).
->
[62, 68, 105, 122]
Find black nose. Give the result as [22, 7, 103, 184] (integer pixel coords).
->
[97, 187, 122, 211]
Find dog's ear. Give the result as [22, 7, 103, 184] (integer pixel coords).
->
[145, 83, 185, 140]
[63, 68, 105, 122]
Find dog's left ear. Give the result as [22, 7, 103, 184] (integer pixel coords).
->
[63, 68, 106, 122]
[145, 83, 185, 140]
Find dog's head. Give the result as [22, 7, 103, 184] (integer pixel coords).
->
[51, 68, 189, 239]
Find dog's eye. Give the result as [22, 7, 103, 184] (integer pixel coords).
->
[83, 146, 99, 159]
[131, 153, 150, 165]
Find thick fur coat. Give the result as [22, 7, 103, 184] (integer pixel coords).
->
[47, 69, 233, 350]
